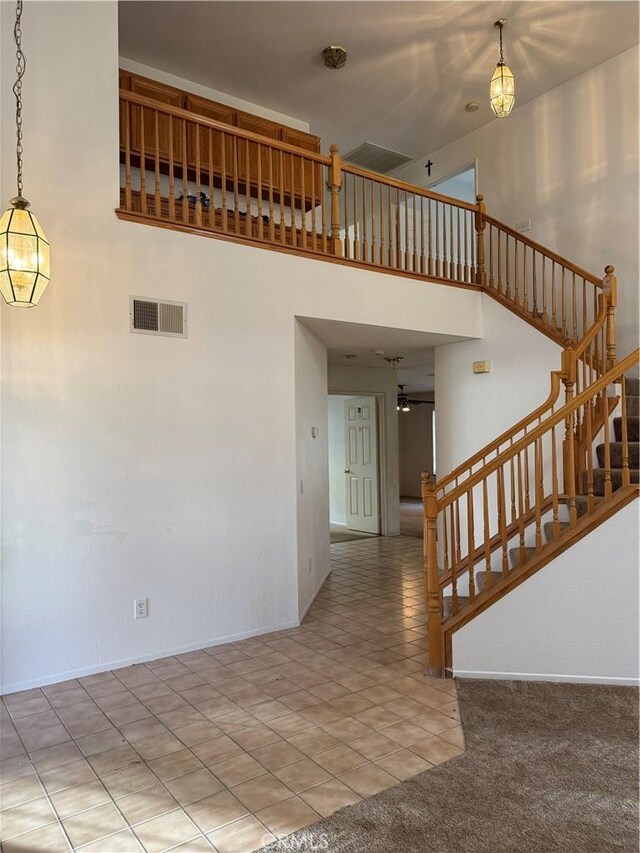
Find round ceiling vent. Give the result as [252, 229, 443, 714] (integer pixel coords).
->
[323, 45, 347, 69]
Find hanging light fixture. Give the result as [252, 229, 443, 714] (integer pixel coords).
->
[489, 19, 515, 119]
[0, 0, 50, 308]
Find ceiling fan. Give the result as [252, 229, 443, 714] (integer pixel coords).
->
[397, 385, 432, 412]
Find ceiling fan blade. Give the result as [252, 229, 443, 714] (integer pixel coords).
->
[407, 399, 432, 405]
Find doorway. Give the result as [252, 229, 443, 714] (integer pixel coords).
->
[428, 163, 477, 203]
[328, 394, 381, 543]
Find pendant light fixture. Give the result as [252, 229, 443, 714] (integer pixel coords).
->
[489, 19, 515, 119]
[0, 0, 50, 308]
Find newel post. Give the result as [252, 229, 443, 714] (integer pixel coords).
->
[422, 472, 443, 676]
[561, 343, 578, 521]
[328, 144, 342, 256]
[474, 194, 487, 287]
[603, 265, 617, 370]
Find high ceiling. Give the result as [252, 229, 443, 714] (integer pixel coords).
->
[118, 1, 638, 160]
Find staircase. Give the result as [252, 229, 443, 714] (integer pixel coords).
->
[422, 253, 640, 677]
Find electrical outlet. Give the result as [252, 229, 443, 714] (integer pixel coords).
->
[134, 598, 148, 619]
[515, 217, 531, 233]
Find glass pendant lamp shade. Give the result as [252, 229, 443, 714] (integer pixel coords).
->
[0, 199, 50, 307]
[490, 62, 515, 118]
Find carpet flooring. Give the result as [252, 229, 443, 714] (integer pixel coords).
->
[261, 679, 639, 852]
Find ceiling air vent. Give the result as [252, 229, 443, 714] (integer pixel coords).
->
[343, 142, 412, 175]
[130, 296, 188, 338]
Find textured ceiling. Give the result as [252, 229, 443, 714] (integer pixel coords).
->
[119, 1, 638, 160]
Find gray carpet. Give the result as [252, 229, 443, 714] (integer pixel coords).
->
[260, 679, 639, 853]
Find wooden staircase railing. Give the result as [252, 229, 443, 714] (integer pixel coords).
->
[423, 347, 639, 677]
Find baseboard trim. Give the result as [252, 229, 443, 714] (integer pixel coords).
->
[453, 669, 639, 686]
[299, 567, 332, 622]
[0, 619, 300, 696]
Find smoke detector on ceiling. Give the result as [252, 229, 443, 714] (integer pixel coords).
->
[323, 45, 347, 69]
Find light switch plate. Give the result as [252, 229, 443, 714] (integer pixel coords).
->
[473, 360, 491, 374]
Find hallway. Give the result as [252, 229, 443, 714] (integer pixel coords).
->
[1, 539, 462, 852]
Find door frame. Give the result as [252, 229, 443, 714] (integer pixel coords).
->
[426, 159, 478, 197]
[329, 390, 388, 536]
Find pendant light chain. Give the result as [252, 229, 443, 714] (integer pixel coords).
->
[498, 21, 505, 66]
[13, 0, 26, 199]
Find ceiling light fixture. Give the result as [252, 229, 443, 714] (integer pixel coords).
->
[465, 102, 480, 113]
[489, 19, 515, 119]
[323, 45, 347, 69]
[0, 0, 50, 307]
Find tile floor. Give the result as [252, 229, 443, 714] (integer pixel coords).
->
[0, 537, 463, 853]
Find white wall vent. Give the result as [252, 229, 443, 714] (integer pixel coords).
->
[343, 142, 412, 175]
[129, 296, 187, 338]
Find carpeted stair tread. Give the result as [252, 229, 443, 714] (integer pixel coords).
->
[580, 467, 640, 496]
[443, 595, 469, 619]
[596, 441, 639, 469]
[625, 395, 639, 417]
[476, 570, 503, 592]
[509, 546, 536, 568]
[614, 415, 639, 442]
[625, 375, 639, 397]
[543, 521, 569, 543]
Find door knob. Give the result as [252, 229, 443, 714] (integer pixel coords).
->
[344, 468, 351, 473]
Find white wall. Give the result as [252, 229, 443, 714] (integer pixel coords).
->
[328, 365, 401, 536]
[0, 1, 483, 692]
[398, 394, 434, 498]
[119, 57, 310, 133]
[294, 323, 330, 619]
[328, 395, 347, 525]
[395, 47, 640, 359]
[454, 500, 640, 685]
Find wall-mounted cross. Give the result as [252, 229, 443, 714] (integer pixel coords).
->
[425, 159, 433, 177]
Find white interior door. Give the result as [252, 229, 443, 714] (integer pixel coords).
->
[344, 396, 380, 534]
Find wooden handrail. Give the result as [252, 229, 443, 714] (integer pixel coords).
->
[484, 214, 602, 287]
[119, 90, 332, 164]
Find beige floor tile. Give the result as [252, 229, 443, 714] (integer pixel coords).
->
[409, 735, 464, 765]
[184, 790, 249, 833]
[147, 748, 204, 782]
[1, 821, 70, 852]
[348, 731, 401, 760]
[65, 713, 114, 739]
[286, 729, 340, 756]
[106, 703, 153, 727]
[0, 775, 45, 809]
[438, 725, 465, 748]
[0, 756, 37, 787]
[298, 778, 361, 818]
[12, 710, 60, 734]
[164, 769, 224, 806]
[321, 717, 374, 743]
[61, 802, 126, 848]
[249, 741, 304, 771]
[374, 748, 433, 781]
[76, 728, 127, 757]
[170, 837, 214, 852]
[229, 724, 281, 751]
[313, 744, 368, 776]
[49, 688, 90, 710]
[353, 705, 405, 730]
[117, 783, 179, 825]
[120, 717, 168, 743]
[272, 758, 332, 793]
[77, 828, 144, 851]
[206, 814, 275, 853]
[7, 696, 52, 719]
[135, 732, 184, 761]
[191, 735, 244, 766]
[298, 702, 345, 725]
[173, 722, 222, 746]
[409, 709, 460, 735]
[256, 794, 321, 838]
[230, 773, 294, 812]
[212, 710, 258, 734]
[210, 754, 267, 787]
[21, 724, 71, 754]
[88, 745, 141, 777]
[30, 742, 84, 773]
[39, 760, 97, 795]
[0, 796, 57, 840]
[339, 763, 398, 797]
[133, 808, 200, 852]
[379, 719, 430, 747]
[49, 780, 111, 819]
[101, 763, 158, 799]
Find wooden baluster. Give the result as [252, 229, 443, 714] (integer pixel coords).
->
[474, 194, 486, 286]
[572, 273, 578, 343]
[343, 171, 350, 258]
[551, 423, 560, 539]
[310, 156, 316, 251]
[604, 265, 617, 369]
[194, 120, 202, 227]
[245, 140, 252, 238]
[413, 193, 419, 272]
[514, 240, 519, 304]
[181, 119, 188, 223]
[379, 183, 385, 265]
[482, 479, 492, 584]
[442, 203, 448, 278]
[534, 438, 543, 551]
[268, 148, 275, 243]
[233, 137, 240, 234]
[450, 504, 458, 614]
[328, 145, 342, 255]
[257, 144, 263, 241]
[221, 133, 228, 232]
[497, 466, 509, 575]
[396, 189, 402, 269]
[585, 397, 595, 512]
[450, 204, 455, 279]
[404, 189, 410, 271]
[517, 452, 527, 563]
[455, 498, 462, 575]
[387, 184, 393, 266]
[551, 261, 557, 329]
[435, 200, 441, 277]
[532, 250, 538, 315]
[467, 489, 476, 601]
[542, 256, 547, 324]
[320, 163, 327, 253]
[561, 267, 568, 337]
[362, 178, 369, 262]
[509, 449, 516, 525]
[523, 245, 528, 310]
[207, 129, 214, 229]
[523, 438, 531, 513]
[290, 154, 296, 246]
[422, 474, 443, 676]
[420, 196, 425, 274]
[300, 156, 306, 250]
[139, 106, 147, 215]
[279, 150, 285, 244]
[505, 235, 510, 299]
[124, 100, 132, 211]
[602, 390, 612, 499]
[464, 209, 470, 282]
[428, 199, 434, 276]
[167, 112, 175, 220]
[621, 373, 630, 486]
[352, 175, 358, 259]
[488, 222, 494, 288]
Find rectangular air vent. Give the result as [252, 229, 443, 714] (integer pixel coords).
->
[343, 142, 413, 175]
[130, 296, 187, 338]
